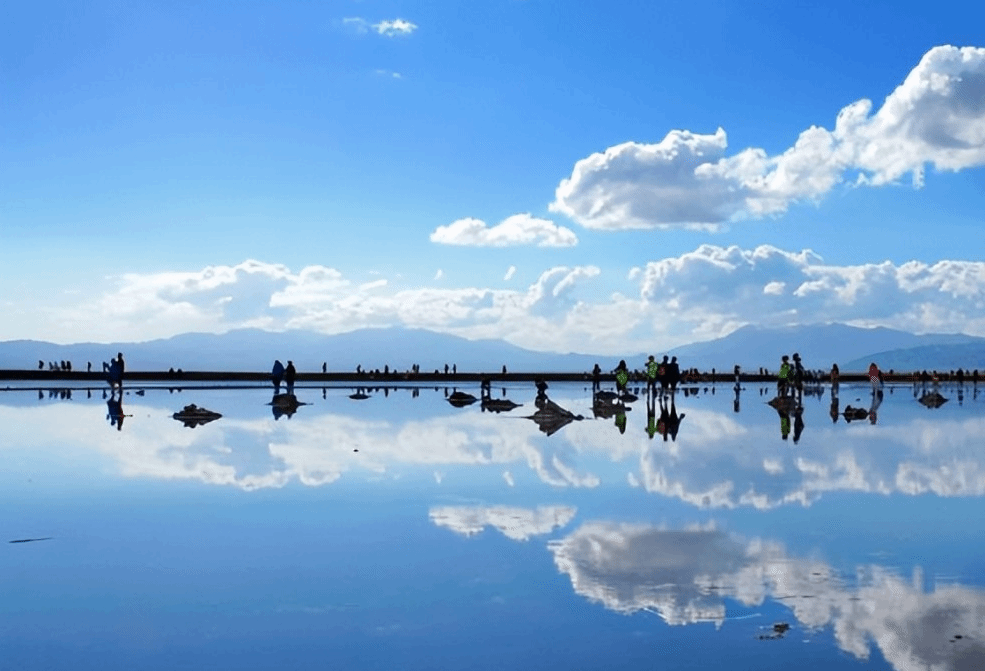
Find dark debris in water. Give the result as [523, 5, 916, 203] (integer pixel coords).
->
[756, 622, 790, 640]
[9, 537, 52, 544]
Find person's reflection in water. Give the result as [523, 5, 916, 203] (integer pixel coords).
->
[829, 385, 840, 423]
[869, 387, 884, 425]
[792, 406, 805, 444]
[662, 395, 685, 441]
[778, 407, 791, 440]
[106, 393, 124, 431]
[615, 406, 627, 434]
[646, 390, 658, 440]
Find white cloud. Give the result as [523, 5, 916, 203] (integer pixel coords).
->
[434, 269, 444, 281]
[504, 266, 516, 281]
[430, 214, 578, 247]
[342, 17, 370, 35]
[373, 18, 418, 37]
[551, 45, 985, 230]
[36, 246, 985, 352]
[343, 17, 417, 38]
[374, 69, 402, 79]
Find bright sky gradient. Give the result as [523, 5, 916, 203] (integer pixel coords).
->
[2, 0, 985, 353]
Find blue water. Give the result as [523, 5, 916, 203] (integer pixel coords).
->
[2, 381, 984, 669]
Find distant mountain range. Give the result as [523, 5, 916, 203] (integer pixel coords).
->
[666, 324, 985, 373]
[2, 324, 985, 373]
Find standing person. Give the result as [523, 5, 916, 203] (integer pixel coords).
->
[668, 356, 681, 394]
[591, 363, 602, 392]
[777, 355, 791, 397]
[322, 362, 327, 374]
[830, 363, 840, 386]
[285, 361, 297, 395]
[659, 355, 670, 395]
[645, 356, 659, 395]
[614, 360, 629, 394]
[868, 362, 883, 395]
[272, 360, 285, 394]
[792, 353, 805, 400]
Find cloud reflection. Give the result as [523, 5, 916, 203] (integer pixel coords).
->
[430, 505, 576, 541]
[5, 393, 985, 509]
[549, 521, 985, 670]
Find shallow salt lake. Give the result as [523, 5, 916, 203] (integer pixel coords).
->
[2, 380, 984, 669]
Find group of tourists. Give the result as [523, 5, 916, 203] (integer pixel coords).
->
[608, 355, 683, 395]
[776, 353, 806, 398]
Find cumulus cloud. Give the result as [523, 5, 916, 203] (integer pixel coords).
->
[550, 45, 985, 230]
[373, 18, 417, 37]
[42, 246, 985, 352]
[430, 505, 576, 541]
[430, 214, 578, 247]
[635, 244, 985, 342]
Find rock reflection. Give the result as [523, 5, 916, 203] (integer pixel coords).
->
[548, 521, 985, 670]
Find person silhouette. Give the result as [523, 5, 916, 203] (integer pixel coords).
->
[285, 360, 297, 395]
[663, 395, 686, 441]
[107, 395, 125, 431]
[272, 360, 285, 393]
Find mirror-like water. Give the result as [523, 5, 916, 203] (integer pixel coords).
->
[2, 381, 984, 669]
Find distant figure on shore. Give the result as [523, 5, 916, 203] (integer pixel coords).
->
[830, 364, 839, 386]
[502, 364, 507, 375]
[322, 362, 327, 374]
[87, 361, 92, 373]
[272, 359, 285, 393]
[777, 355, 791, 397]
[285, 361, 297, 394]
[592, 363, 602, 391]
[38, 360, 43, 370]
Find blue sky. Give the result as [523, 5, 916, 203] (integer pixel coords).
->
[2, 0, 984, 351]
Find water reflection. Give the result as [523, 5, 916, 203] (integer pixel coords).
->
[546, 521, 985, 669]
[4, 382, 985, 669]
[3, 383, 985, 506]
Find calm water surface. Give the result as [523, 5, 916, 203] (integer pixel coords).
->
[2, 380, 984, 669]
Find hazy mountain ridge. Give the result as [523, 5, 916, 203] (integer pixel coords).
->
[2, 324, 984, 373]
